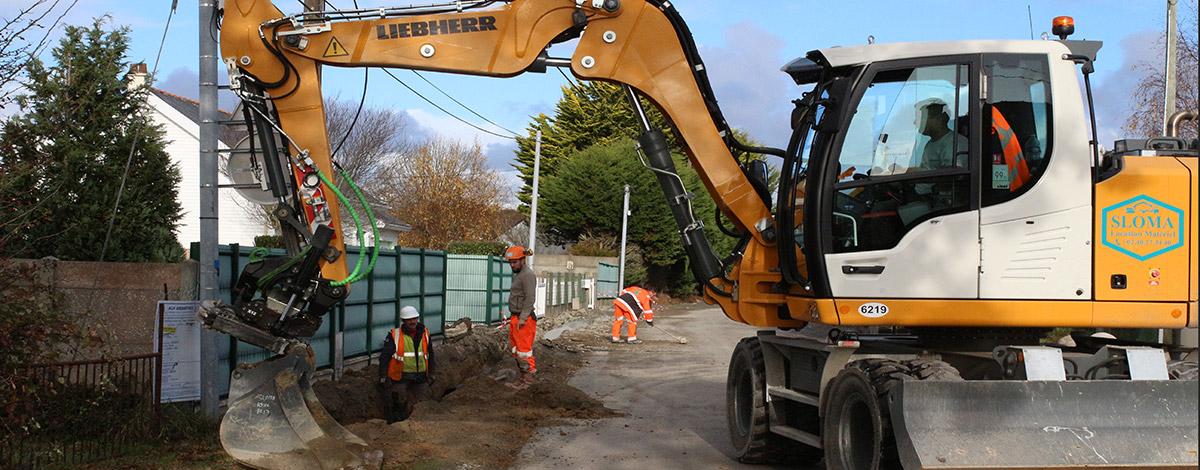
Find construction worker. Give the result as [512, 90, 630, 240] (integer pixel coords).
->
[916, 98, 968, 170]
[611, 285, 655, 344]
[988, 106, 1031, 192]
[377, 305, 434, 423]
[504, 245, 538, 386]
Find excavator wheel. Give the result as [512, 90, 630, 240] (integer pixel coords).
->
[822, 359, 961, 470]
[726, 337, 819, 464]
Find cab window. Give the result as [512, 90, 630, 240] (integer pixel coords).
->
[982, 55, 1052, 206]
[831, 63, 972, 253]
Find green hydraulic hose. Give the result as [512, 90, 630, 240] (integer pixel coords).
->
[339, 167, 380, 284]
[313, 167, 368, 286]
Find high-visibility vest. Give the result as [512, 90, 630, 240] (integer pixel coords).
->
[615, 287, 654, 321]
[990, 108, 1032, 192]
[387, 327, 430, 381]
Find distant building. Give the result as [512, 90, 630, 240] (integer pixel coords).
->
[128, 63, 272, 250]
[130, 63, 414, 253]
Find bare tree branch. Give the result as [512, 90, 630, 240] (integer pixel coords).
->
[0, 0, 79, 107]
[1124, 0, 1199, 141]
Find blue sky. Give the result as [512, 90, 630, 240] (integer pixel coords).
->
[2, 0, 1189, 182]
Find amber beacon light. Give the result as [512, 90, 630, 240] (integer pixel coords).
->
[1052, 16, 1075, 40]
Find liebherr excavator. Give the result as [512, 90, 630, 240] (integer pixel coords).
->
[204, 1, 1199, 468]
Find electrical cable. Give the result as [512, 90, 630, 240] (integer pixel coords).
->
[331, 67, 368, 159]
[98, 0, 177, 263]
[411, 70, 520, 136]
[556, 66, 578, 89]
[381, 68, 516, 140]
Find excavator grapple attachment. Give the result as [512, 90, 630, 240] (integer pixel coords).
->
[890, 380, 1199, 469]
[220, 344, 382, 470]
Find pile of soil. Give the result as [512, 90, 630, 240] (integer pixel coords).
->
[313, 308, 622, 469]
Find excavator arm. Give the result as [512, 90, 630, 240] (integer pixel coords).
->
[217, 0, 805, 329]
[203, 1, 804, 468]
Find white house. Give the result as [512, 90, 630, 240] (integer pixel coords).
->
[129, 64, 272, 250]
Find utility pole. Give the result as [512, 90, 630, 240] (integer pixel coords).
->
[1163, 0, 1179, 134]
[617, 184, 630, 289]
[527, 130, 542, 268]
[198, 0, 221, 418]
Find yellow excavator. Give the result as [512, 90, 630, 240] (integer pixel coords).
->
[203, 1, 1198, 468]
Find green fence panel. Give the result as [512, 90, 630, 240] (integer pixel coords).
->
[197, 244, 446, 396]
[596, 262, 619, 299]
[446, 255, 490, 323]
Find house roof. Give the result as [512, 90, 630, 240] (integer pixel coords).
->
[151, 89, 248, 147]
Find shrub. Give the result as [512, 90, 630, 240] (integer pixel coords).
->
[254, 235, 285, 249]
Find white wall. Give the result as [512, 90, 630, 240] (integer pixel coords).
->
[147, 94, 272, 248]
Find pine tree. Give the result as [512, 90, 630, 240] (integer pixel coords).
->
[0, 19, 182, 262]
[512, 81, 674, 210]
[539, 138, 735, 294]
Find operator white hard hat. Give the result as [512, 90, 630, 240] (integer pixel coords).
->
[400, 306, 420, 320]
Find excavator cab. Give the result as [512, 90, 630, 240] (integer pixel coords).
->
[779, 39, 1196, 332]
[732, 37, 1199, 469]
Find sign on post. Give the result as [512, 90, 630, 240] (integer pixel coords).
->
[154, 301, 202, 403]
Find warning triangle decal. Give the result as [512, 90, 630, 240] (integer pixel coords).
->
[324, 37, 349, 58]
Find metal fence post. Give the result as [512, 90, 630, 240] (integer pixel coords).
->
[440, 252, 448, 331]
[418, 249, 427, 319]
[485, 256, 495, 324]
[394, 249, 402, 326]
[227, 244, 241, 375]
[366, 250, 375, 354]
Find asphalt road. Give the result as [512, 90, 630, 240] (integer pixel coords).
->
[513, 304, 810, 470]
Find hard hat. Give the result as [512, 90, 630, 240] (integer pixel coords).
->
[400, 306, 420, 320]
[504, 245, 528, 261]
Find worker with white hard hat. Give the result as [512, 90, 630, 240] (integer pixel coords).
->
[378, 305, 435, 422]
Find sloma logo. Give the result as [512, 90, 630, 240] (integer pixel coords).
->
[377, 16, 497, 40]
[1101, 195, 1184, 261]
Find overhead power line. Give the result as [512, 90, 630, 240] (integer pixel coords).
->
[411, 70, 520, 136]
[382, 68, 517, 140]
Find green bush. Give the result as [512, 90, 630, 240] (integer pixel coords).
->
[446, 241, 507, 256]
[254, 235, 285, 249]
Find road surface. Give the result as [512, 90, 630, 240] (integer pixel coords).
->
[513, 304, 814, 469]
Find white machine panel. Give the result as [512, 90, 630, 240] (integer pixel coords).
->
[826, 211, 979, 299]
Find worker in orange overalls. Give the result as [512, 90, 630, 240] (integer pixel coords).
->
[611, 285, 655, 344]
[504, 245, 538, 387]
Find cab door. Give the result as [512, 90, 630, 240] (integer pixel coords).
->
[822, 57, 981, 299]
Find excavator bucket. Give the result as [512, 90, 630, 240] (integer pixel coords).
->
[220, 346, 383, 470]
[889, 380, 1199, 469]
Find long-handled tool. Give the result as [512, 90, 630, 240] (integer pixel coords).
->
[649, 322, 688, 344]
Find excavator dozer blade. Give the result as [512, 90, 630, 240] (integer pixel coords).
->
[220, 348, 383, 470]
[890, 380, 1199, 469]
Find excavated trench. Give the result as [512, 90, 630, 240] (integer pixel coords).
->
[311, 310, 621, 469]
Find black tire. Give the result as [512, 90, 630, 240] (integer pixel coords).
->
[822, 366, 886, 470]
[726, 337, 801, 463]
[824, 358, 962, 470]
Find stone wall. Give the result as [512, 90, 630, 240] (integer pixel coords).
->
[10, 258, 199, 357]
[529, 254, 618, 276]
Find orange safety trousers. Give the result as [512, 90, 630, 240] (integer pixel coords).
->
[611, 305, 639, 341]
[508, 315, 537, 374]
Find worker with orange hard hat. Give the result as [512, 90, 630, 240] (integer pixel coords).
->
[504, 245, 539, 387]
[611, 285, 655, 344]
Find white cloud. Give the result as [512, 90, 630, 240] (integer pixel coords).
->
[699, 22, 795, 148]
[404, 108, 520, 170]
